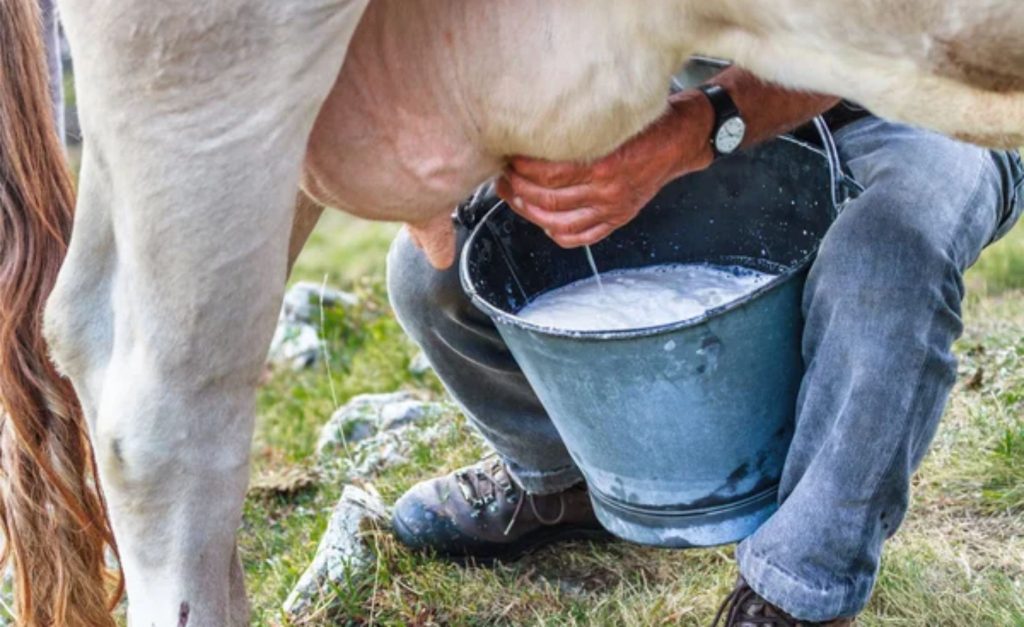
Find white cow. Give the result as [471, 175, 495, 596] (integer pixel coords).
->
[0, 0, 1021, 624]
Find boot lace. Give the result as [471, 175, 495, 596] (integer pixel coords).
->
[453, 455, 515, 512]
[452, 456, 567, 535]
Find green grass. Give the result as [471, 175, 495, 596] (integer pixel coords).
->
[967, 222, 1024, 295]
[982, 426, 1024, 513]
[289, 211, 400, 286]
[242, 215, 1024, 625]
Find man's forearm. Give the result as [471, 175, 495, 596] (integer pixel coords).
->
[662, 67, 841, 177]
[712, 66, 840, 147]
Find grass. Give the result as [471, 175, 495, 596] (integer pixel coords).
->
[982, 426, 1024, 513]
[240, 211, 1024, 625]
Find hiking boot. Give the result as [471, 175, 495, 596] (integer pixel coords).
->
[392, 456, 610, 561]
[713, 578, 856, 626]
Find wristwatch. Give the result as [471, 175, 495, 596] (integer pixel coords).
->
[697, 84, 746, 159]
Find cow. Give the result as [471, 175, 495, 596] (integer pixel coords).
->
[0, 0, 1021, 624]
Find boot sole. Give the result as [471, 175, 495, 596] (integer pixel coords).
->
[392, 514, 614, 566]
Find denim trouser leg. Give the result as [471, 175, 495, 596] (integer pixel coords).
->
[387, 227, 585, 494]
[737, 119, 1023, 621]
[387, 117, 1022, 616]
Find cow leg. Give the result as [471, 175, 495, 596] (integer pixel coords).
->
[49, 1, 368, 624]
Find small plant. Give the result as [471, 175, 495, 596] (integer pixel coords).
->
[982, 426, 1024, 512]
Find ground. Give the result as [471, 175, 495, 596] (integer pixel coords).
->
[241, 209, 1024, 626]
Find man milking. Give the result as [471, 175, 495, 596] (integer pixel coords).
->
[385, 61, 1024, 624]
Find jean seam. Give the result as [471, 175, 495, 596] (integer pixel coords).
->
[741, 547, 871, 621]
[743, 546, 868, 593]
[1013, 152, 1024, 215]
[989, 151, 1024, 243]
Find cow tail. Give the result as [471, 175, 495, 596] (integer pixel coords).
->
[0, 1, 122, 624]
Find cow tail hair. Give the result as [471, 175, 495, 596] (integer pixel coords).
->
[0, 1, 122, 624]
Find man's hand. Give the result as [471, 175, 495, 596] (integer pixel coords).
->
[497, 91, 715, 248]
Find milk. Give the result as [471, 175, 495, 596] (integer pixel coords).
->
[518, 263, 774, 331]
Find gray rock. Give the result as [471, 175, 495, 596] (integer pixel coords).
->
[379, 399, 444, 431]
[267, 282, 359, 370]
[316, 392, 418, 455]
[267, 322, 321, 370]
[344, 416, 462, 479]
[282, 485, 389, 618]
[408, 351, 433, 375]
[345, 419, 377, 445]
[282, 281, 359, 325]
[346, 430, 411, 478]
[317, 392, 448, 456]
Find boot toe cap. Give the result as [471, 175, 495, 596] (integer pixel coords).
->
[391, 483, 466, 554]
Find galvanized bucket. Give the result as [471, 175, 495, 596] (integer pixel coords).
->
[460, 124, 850, 547]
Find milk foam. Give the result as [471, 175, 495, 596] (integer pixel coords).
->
[518, 263, 775, 331]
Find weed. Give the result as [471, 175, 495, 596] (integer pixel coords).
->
[982, 426, 1024, 513]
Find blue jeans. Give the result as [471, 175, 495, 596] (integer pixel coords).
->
[386, 118, 1023, 621]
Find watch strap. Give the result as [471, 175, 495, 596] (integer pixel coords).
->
[697, 84, 741, 158]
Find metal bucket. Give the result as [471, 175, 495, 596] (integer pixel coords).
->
[460, 126, 848, 547]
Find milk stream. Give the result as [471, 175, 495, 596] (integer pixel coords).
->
[519, 263, 775, 331]
[584, 246, 605, 292]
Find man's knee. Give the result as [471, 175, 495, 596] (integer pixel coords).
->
[815, 189, 957, 287]
[833, 122, 1006, 276]
[804, 182, 971, 329]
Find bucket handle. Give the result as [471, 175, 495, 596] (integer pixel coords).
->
[812, 115, 862, 213]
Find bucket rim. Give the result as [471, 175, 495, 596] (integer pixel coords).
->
[459, 201, 819, 341]
[459, 135, 835, 340]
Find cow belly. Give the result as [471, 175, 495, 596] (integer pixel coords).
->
[302, 0, 500, 223]
[302, 103, 496, 223]
[303, 0, 692, 222]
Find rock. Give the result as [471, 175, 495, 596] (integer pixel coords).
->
[346, 431, 411, 478]
[266, 282, 358, 370]
[267, 322, 321, 370]
[282, 485, 389, 618]
[408, 351, 433, 375]
[379, 399, 444, 431]
[317, 392, 417, 454]
[346, 419, 377, 445]
[316, 392, 465, 478]
[282, 281, 359, 324]
[343, 415, 463, 479]
[316, 392, 448, 455]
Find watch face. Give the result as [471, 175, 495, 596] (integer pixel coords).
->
[715, 116, 746, 154]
